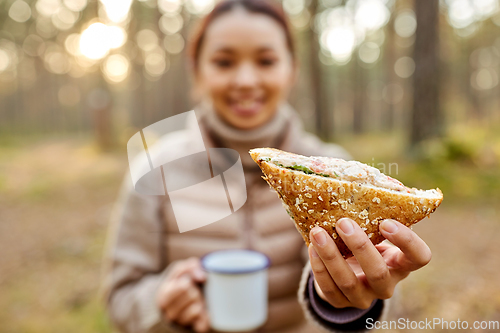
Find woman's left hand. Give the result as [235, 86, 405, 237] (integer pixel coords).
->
[308, 218, 432, 309]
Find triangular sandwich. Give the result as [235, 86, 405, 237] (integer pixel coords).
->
[250, 148, 443, 257]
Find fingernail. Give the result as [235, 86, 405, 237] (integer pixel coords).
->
[310, 245, 319, 257]
[338, 219, 354, 235]
[381, 220, 398, 233]
[312, 228, 327, 246]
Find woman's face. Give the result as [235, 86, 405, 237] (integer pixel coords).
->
[195, 8, 297, 130]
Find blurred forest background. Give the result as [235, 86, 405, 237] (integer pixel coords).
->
[1, 0, 500, 332]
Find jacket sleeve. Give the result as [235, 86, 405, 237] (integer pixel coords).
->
[298, 262, 391, 333]
[100, 175, 186, 333]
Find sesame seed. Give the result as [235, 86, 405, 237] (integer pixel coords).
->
[322, 222, 329, 226]
[368, 233, 373, 238]
[372, 197, 381, 204]
[332, 202, 339, 206]
[332, 233, 338, 239]
[339, 187, 345, 195]
[305, 193, 312, 198]
[318, 195, 323, 201]
[313, 202, 317, 205]
[316, 183, 321, 189]
[308, 209, 314, 214]
[327, 187, 333, 192]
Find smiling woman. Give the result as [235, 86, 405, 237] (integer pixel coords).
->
[101, 1, 432, 332]
[189, 1, 298, 129]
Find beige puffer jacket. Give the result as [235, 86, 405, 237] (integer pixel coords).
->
[101, 103, 378, 333]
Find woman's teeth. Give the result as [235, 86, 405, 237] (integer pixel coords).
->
[237, 100, 256, 108]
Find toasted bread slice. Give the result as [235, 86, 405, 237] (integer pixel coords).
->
[250, 148, 443, 257]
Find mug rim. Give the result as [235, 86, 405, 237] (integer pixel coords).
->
[201, 249, 271, 275]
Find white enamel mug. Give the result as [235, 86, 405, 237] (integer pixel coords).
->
[201, 249, 270, 332]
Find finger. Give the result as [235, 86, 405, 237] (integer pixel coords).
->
[379, 219, 432, 271]
[375, 241, 395, 253]
[308, 244, 350, 308]
[193, 311, 210, 333]
[309, 226, 371, 309]
[166, 283, 202, 321]
[375, 242, 403, 262]
[163, 278, 202, 320]
[336, 218, 391, 298]
[158, 275, 191, 309]
[170, 257, 206, 283]
[177, 302, 204, 326]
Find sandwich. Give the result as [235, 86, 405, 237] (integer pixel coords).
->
[249, 148, 443, 257]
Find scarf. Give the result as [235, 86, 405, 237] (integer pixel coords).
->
[195, 100, 302, 173]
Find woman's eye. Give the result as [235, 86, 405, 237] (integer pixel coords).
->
[214, 59, 232, 68]
[259, 58, 276, 66]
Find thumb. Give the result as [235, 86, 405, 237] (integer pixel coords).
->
[183, 258, 207, 283]
[189, 266, 207, 283]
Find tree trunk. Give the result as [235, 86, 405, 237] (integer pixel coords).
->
[410, 0, 441, 147]
[308, 0, 329, 140]
[352, 55, 365, 133]
[384, 7, 397, 131]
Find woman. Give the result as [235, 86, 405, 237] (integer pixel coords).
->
[102, 0, 432, 332]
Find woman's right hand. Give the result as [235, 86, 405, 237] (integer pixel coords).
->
[156, 257, 210, 332]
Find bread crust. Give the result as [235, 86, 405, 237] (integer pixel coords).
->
[250, 150, 443, 257]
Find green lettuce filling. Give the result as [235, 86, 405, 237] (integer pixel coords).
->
[261, 158, 337, 178]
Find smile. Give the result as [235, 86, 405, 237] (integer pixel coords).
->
[228, 98, 265, 117]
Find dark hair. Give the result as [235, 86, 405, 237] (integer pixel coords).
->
[188, 0, 296, 73]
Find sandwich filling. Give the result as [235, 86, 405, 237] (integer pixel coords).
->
[251, 148, 441, 198]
